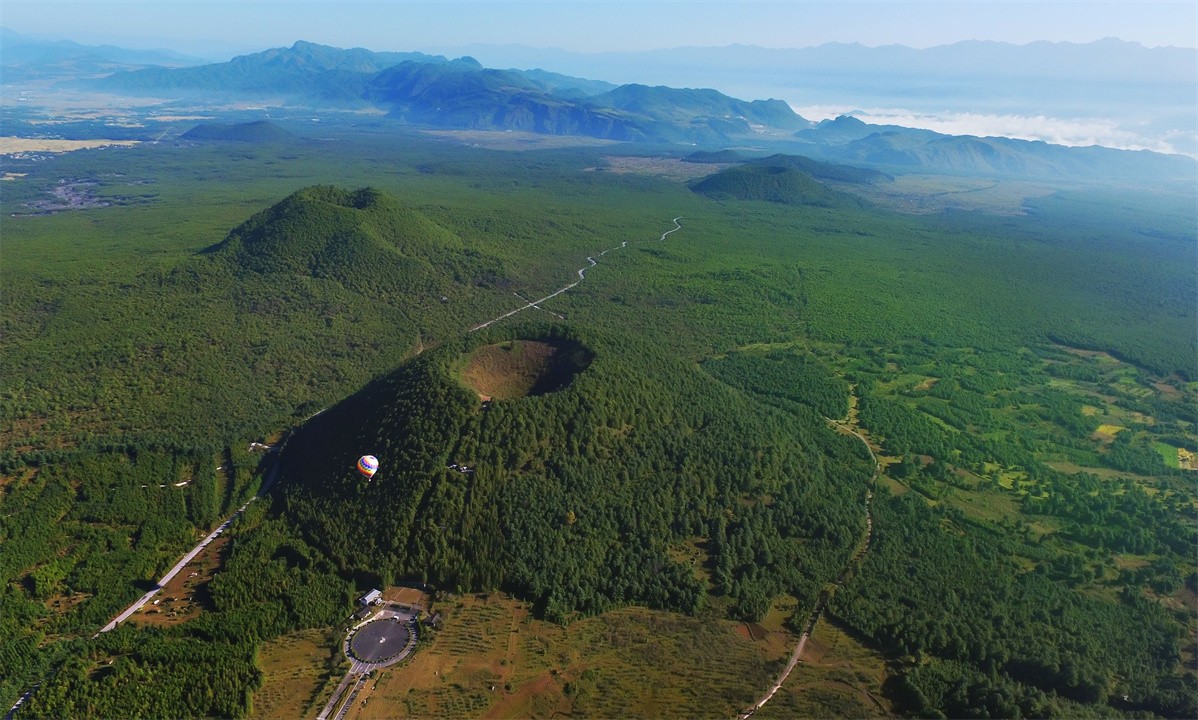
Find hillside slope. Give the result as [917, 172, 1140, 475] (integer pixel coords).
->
[205, 185, 504, 299]
[274, 326, 873, 621]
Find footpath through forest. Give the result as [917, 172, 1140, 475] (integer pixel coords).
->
[738, 401, 880, 719]
[469, 217, 683, 332]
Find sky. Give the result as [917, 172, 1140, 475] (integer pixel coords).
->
[4, 0, 1196, 59]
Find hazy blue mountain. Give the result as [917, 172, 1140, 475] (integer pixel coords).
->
[796, 115, 939, 145]
[365, 61, 806, 142]
[439, 38, 1194, 95]
[516, 68, 616, 98]
[87, 40, 448, 104]
[587, 84, 811, 133]
[794, 120, 1197, 185]
[58, 38, 1198, 180]
[1, 27, 205, 80]
[79, 41, 810, 141]
[363, 58, 650, 139]
[432, 39, 1197, 157]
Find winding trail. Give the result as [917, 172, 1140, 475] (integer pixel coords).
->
[738, 408, 879, 720]
[469, 217, 683, 332]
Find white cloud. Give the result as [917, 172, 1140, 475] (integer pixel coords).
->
[792, 105, 1195, 157]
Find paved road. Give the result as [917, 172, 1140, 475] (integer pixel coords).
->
[738, 409, 879, 720]
[97, 462, 280, 635]
[469, 217, 682, 332]
[3, 685, 37, 720]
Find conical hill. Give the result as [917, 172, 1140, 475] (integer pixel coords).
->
[207, 185, 499, 299]
[273, 326, 873, 621]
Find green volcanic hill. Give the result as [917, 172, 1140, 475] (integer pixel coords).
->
[690, 160, 863, 207]
[180, 119, 296, 143]
[273, 326, 873, 621]
[206, 185, 504, 299]
[745, 153, 890, 184]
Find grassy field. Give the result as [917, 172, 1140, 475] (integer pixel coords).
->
[341, 592, 789, 720]
[839, 173, 1057, 216]
[251, 629, 347, 720]
[754, 619, 893, 720]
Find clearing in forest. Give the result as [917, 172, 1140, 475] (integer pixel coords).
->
[753, 619, 893, 719]
[252, 628, 346, 720]
[342, 592, 784, 720]
[129, 535, 231, 629]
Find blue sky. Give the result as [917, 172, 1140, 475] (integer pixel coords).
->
[4, 1, 1195, 58]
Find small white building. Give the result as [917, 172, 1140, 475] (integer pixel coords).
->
[360, 589, 382, 606]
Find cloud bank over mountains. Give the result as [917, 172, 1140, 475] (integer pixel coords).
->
[793, 106, 1193, 157]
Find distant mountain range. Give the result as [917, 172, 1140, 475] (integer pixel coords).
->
[441, 39, 1198, 158]
[448, 38, 1195, 88]
[79, 41, 812, 143]
[792, 115, 1196, 185]
[0, 27, 204, 80]
[5, 32, 1195, 185]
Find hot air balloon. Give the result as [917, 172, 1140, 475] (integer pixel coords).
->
[357, 455, 379, 479]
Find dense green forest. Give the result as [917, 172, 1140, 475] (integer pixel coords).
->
[275, 324, 871, 623]
[2, 120, 1195, 718]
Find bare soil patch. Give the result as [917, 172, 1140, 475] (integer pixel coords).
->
[384, 586, 431, 609]
[460, 340, 592, 400]
[129, 535, 230, 628]
[597, 155, 734, 181]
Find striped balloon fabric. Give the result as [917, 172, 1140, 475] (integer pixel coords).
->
[357, 455, 379, 478]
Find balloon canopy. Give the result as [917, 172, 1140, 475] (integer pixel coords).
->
[357, 455, 379, 478]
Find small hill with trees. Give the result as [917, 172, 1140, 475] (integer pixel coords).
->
[691, 164, 847, 207]
[204, 184, 506, 300]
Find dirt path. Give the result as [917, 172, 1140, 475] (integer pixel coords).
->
[469, 217, 682, 332]
[738, 402, 879, 719]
